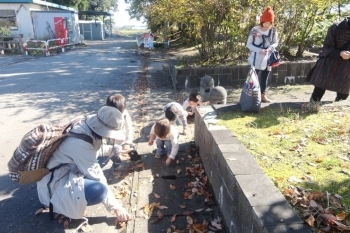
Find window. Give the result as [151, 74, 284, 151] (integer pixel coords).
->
[0, 10, 17, 29]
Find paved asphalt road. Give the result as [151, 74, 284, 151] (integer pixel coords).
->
[0, 37, 147, 233]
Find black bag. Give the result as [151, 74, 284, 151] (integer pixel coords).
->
[128, 149, 141, 161]
[268, 50, 281, 68]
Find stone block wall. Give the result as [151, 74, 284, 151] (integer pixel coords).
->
[194, 106, 312, 233]
[167, 60, 316, 90]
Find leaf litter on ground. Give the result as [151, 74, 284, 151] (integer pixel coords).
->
[142, 145, 224, 231]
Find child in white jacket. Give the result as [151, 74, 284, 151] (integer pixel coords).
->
[182, 92, 202, 116]
[164, 102, 188, 135]
[148, 118, 179, 166]
[105, 94, 134, 171]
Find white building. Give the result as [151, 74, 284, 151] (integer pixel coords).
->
[0, 0, 81, 43]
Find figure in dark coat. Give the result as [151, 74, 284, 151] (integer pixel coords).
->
[309, 17, 350, 102]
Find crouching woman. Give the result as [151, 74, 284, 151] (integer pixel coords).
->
[36, 106, 132, 224]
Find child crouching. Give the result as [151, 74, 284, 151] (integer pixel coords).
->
[148, 118, 179, 166]
[182, 92, 202, 116]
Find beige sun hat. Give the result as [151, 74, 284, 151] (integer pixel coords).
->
[86, 106, 125, 139]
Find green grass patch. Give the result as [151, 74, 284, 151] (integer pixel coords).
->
[218, 106, 350, 221]
[115, 29, 148, 37]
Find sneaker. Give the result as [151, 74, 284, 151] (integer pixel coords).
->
[155, 153, 163, 158]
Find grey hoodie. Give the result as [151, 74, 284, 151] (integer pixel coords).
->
[246, 26, 279, 70]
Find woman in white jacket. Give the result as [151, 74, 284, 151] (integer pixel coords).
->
[36, 106, 131, 225]
[246, 6, 279, 103]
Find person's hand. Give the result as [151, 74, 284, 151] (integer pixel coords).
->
[120, 148, 133, 154]
[122, 144, 130, 151]
[165, 157, 173, 166]
[148, 140, 154, 146]
[114, 207, 132, 224]
[259, 49, 267, 55]
[340, 51, 350, 60]
[182, 129, 187, 135]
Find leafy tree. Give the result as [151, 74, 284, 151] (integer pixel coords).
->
[48, 0, 118, 12]
[89, 0, 118, 12]
[47, 0, 90, 11]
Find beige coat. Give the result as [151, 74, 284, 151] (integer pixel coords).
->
[36, 119, 121, 219]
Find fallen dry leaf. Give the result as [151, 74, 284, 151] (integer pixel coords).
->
[304, 174, 314, 183]
[170, 183, 176, 190]
[309, 200, 318, 208]
[180, 205, 186, 209]
[150, 217, 163, 224]
[275, 177, 284, 183]
[63, 219, 70, 229]
[315, 158, 324, 163]
[153, 192, 161, 199]
[35, 208, 43, 216]
[157, 205, 168, 210]
[306, 162, 318, 167]
[117, 221, 126, 228]
[171, 214, 177, 222]
[81, 224, 93, 232]
[336, 211, 347, 221]
[187, 216, 193, 224]
[157, 210, 163, 218]
[143, 205, 151, 215]
[211, 221, 222, 230]
[329, 195, 342, 208]
[149, 176, 154, 182]
[333, 220, 350, 231]
[288, 176, 303, 183]
[305, 214, 315, 226]
[58, 216, 65, 224]
[334, 194, 343, 199]
[177, 169, 181, 174]
[183, 211, 194, 216]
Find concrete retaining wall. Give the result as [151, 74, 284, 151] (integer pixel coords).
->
[194, 106, 312, 233]
[167, 60, 316, 90]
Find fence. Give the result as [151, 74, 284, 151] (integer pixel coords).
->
[24, 38, 75, 56]
[0, 35, 24, 54]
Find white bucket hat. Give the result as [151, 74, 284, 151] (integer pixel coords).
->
[86, 106, 125, 139]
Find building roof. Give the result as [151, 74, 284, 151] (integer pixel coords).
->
[0, 0, 77, 12]
[78, 11, 113, 17]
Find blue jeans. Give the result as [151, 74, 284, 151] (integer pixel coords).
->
[156, 139, 172, 155]
[255, 68, 270, 94]
[84, 179, 108, 206]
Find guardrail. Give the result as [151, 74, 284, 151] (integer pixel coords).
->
[24, 38, 75, 56]
[23, 40, 47, 56]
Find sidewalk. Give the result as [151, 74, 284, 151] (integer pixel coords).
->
[85, 49, 225, 233]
